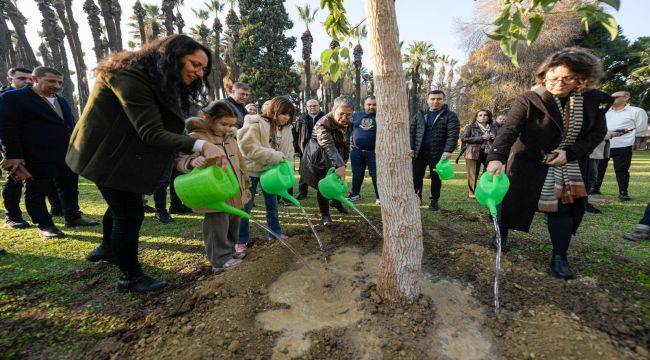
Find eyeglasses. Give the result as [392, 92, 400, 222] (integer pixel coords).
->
[545, 75, 578, 85]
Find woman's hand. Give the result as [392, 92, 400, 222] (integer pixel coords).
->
[201, 142, 228, 168]
[335, 166, 346, 180]
[190, 156, 208, 169]
[545, 149, 567, 167]
[486, 160, 504, 175]
[482, 134, 491, 140]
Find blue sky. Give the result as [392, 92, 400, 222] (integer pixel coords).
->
[15, 0, 650, 78]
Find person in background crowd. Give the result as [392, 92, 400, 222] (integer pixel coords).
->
[623, 203, 650, 242]
[494, 114, 507, 130]
[409, 90, 460, 211]
[0, 66, 98, 238]
[348, 96, 380, 204]
[176, 100, 249, 271]
[245, 103, 258, 115]
[67, 35, 227, 292]
[226, 82, 251, 128]
[293, 99, 326, 200]
[486, 48, 612, 280]
[300, 96, 353, 225]
[236, 96, 295, 253]
[459, 109, 497, 198]
[585, 129, 623, 213]
[591, 91, 648, 201]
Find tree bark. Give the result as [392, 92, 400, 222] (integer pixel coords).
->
[2, 0, 39, 67]
[98, 0, 119, 52]
[0, 11, 14, 80]
[83, 0, 106, 61]
[54, 0, 89, 111]
[365, 0, 423, 304]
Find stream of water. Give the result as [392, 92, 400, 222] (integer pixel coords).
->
[249, 218, 309, 267]
[351, 206, 382, 237]
[492, 216, 502, 315]
[298, 207, 327, 258]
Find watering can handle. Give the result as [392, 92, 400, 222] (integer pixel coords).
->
[326, 167, 336, 176]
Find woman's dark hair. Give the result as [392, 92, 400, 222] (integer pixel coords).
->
[262, 96, 296, 126]
[95, 34, 212, 108]
[203, 100, 239, 120]
[474, 109, 493, 124]
[535, 47, 603, 87]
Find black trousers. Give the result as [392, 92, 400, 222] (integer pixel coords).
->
[412, 154, 442, 201]
[23, 173, 81, 229]
[592, 146, 633, 194]
[2, 176, 61, 221]
[315, 189, 344, 217]
[97, 185, 144, 276]
[169, 168, 184, 211]
[587, 158, 600, 193]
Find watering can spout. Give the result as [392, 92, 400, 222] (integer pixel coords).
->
[260, 160, 301, 207]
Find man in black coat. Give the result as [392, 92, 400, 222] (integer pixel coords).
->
[409, 90, 460, 210]
[0, 67, 97, 238]
[293, 99, 325, 199]
[226, 82, 250, 128]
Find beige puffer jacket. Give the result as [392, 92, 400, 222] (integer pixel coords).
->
[237, 114, 294, 177]
[176, 117, 250, 213]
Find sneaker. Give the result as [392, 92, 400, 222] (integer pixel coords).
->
[231, 251, 247, 260]
[65, 216, 99, 227]
[40, 226, 65, 239]
[154, 211, 174, 224]
[347, 194, 361, 202]
[375, 199, 381, 205]
[235, 243, 247, 253]
[623, 225, 649, 242]
[618, 193, 631, 202]
[584, 202, 602, 214]
[213, 258, 242, 272]
[143, 204, 157, 213]
[428, 200, 439, 211]
[4, 218, 30, 229]
[117, 274, 167, 293]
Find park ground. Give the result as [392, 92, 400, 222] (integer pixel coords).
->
[0, 152, 648, 359]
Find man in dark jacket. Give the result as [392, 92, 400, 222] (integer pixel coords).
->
[409, 90, 460, 211]
[226, 82, 250, 128]
[293, 99, 325, 199]
[0, 67, 97, 238]
[348, 96, 379, 203]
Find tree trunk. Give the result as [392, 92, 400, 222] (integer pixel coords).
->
[305, 61, 311, 104]
[110, 0, 123, 50]
[0, 12, 13, 81]
[355, 65, 361, 110]
[161, 0, 174, 36]
[39, 42, 53, 66]
[98, 0, 119, 52]
[54, 0, 89, 111]
[2, 0, 39, 67]
[83, 0, 105, 61]
[365, 0, 423, 304]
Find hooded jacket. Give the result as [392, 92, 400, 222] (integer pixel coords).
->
[237, 114, 294, 177]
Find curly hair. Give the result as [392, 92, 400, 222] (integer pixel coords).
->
[535, 47, 603, 88]
[95, 34, 212, 108]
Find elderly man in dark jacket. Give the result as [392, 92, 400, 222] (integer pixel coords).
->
[0, 67, 97, 238]
[409, 90, 460, 210]
[293, 99, 325, 199]
[300, 96, 353, 225]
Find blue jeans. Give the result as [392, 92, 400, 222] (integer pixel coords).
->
[350, 148, 379, 199]
[238, 176, 282, 244]
[641, 203, 650, 226]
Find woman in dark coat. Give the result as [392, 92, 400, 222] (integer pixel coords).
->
[300, 96, 354, 225]
[460, 109, 497, 198]
[486, 48, 613, 279]
[66, 35, 227, 292]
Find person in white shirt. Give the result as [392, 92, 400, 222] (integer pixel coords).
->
[591, 91, 648, 201]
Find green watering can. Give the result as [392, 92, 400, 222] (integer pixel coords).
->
[318, 168, 354, 208]
[475, 172, 510, 216]
[260, 159, 300, 206]
[434, 157, 455, 180]
[174, 165, 251, 219]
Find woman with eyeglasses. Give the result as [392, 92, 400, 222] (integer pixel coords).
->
[485, 48, 614, 279]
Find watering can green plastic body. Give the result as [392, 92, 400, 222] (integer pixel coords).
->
[318, 168, 354, 208]
[260, 159, 300, 206]
[173, 165, 251, 219]
[475, 172, 510, 216]
[434, 158, 455, 180]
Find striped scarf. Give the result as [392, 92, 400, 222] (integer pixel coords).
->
[538, 90, 588, 212]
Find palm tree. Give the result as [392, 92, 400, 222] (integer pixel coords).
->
[403, 41, 434, 116]
[175, 9, 184, 33]
[97, 0, 119, 52]
[144, 5, 161, 41]
[83, 0, 106, 61]
[161, 0, 175, 36]
[0, 6, 15, 79]
[296, 3, 318, 107]
[436, 55, 448, 90]
[53, 0, 89, 111]
[205, 0, 225, 99]
[132, 1, 146, 45]
[352, 24, 367, 109]
[110, 0, 123, 50]
[1, 0, 39, 67]
[225, 0, 240, 82]
[445, 58, 458, 106]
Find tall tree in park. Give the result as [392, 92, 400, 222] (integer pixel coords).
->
[110, 0, 122, 50]
[175, 9, 184, 33]
[83, 0, 107, 61]
[1, 0, 38, 67]
[132, 1, 147, 46]
[145, 5, 161, 41]
[403, 41, 433, 117]
[38, 38, 53, 66]
[97, 0, 121, 51]
[206, 0, 225, 100]
[352, 25, 367, 110]
[53, 0, 89, 110]
[225, 0, 241, 82]
[0, 6, 15, 80]
[296, 3, 317, 106]
[236, 0, 299, 102]
[161, 0, 175, 36]
[445, 58, 458, 107]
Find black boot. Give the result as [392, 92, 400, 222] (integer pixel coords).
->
[489, 235, 509, 252]
[331, 200, 349, 214]
[584, 202, 602, 214]
[117, 273, 167, 293]
[428, 200, 439, 211]
[549, 255, 575, 280]
[85, 246, 116, 264]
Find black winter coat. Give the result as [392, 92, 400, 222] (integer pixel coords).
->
[293, 111, 325, 155]
[300, 113, 350, 187]
[409, 104, 460, 159]
[486, 88, 613, 233]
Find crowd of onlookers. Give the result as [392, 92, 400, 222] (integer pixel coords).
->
[0, 38, 647, 290]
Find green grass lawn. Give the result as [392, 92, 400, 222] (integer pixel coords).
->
[0, 151, 648, 357]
